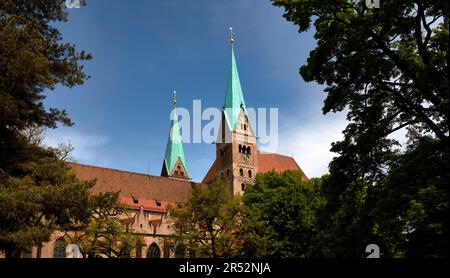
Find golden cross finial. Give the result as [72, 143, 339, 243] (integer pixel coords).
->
[173, 90, 176, 108]
[229, 26, 234, 44]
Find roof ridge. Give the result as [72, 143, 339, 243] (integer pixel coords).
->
[258, 151, 294, 158]
[69, 162, 192, 182]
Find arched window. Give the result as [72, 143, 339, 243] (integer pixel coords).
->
[175, 244, 185, 258]
[239, 168, 243, 177]
[227, 169, 230, 177]
[244, 124, 247, 130]
[119, 245, 131, 258]
[247, 146, 251, 155]
[53, 239, 66, 258]
[238, 144, 242, 153]
[241, 183, 246, 191]
[248, 170, 252, 178]
[147, 243, 161, 258]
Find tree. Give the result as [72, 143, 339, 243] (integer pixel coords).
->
[0, 0, 92, 257]
[0, 144, 94, 257]
[272, 0, 448, 181]
[0, 0, 91, 172]
[239, 171, 325, 258]
[272, 0, 448, 257]
[372, 137, 449, 257]
[168, 182, 243, 258]
[65, 192, 142, 258]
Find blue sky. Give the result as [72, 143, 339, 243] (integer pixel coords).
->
[44, 0, 348, 181]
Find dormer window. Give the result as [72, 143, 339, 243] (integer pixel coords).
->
[155, 199, 161, 207]
[132, 196, 139, 204]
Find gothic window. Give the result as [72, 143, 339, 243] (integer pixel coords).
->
[147, 243, 161, 258]
[241, 183, 246, 191]
[239, 168, 243, 176]
[248, 170, 252, 178]
[119, 245, 131, 258]
[53, 239, 66, 258]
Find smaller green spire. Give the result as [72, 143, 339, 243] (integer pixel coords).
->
[163, 91, 188, 176]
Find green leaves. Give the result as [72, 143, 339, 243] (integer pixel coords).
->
[270, 1, 448, 257]
[169, 182, 243, 258]
[65, 192, 141, 258]
[0, 148, 94, 256]
[0, 0, 93, 257]
[240, 171, 325, 258]
[0, 0, 92, 172]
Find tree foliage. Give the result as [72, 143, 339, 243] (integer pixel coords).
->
[372, 137, 449, 257]
[0, 144, 94, 257]
[0, 0, 91, 172]
[0, 0, 93, 257]
[273, 0, 448, 181]
[239, 171, 325, 258]
[65, 192, 142, 258]
[169, 182, 243, 258]
[271, 0, 449, 257]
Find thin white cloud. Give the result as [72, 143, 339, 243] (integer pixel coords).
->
[44, 128, 109, 165]
[261, 111, 348, 178]
[274, 112, 410, 178]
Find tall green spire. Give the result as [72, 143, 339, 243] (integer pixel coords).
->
[163, 91, 188, 177]
[223, 27, 247, 131]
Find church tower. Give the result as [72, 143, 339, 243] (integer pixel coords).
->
[215, 28, 257, 195]
[161, 91, 189, 179]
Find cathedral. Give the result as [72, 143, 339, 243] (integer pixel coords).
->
[27, 31, 308, 258]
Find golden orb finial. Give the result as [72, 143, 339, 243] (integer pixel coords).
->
[229, 26, 235, 44]
[173, 90, 176, 108]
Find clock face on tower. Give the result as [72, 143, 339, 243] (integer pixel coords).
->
[241, 154, 249, 164]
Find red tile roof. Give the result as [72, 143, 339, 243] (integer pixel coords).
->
[69, 163, 194, 204]
[257, 152, 308, 180]
[202, 151, 308, 183]
[119, 196, 174, 213]
[202, 159, 218, 184]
